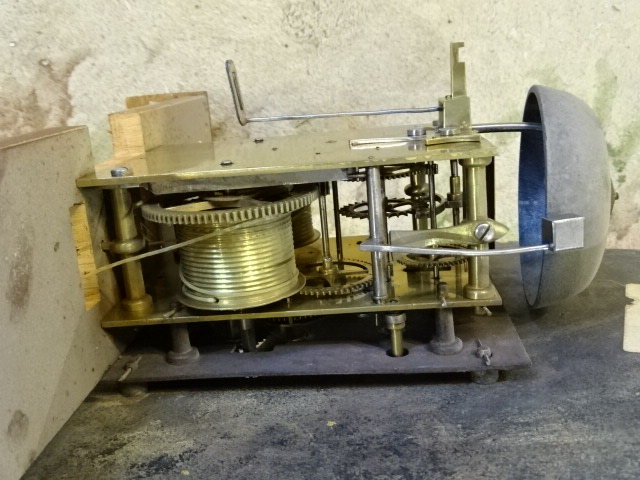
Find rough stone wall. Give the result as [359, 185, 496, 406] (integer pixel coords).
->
[1, 1, 637, 245]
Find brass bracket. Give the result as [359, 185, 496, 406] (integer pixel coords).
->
[434, 42, 477, 140]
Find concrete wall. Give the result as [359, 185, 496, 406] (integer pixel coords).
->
[2, 1, 638, 245]
[0, 1, 638, 477]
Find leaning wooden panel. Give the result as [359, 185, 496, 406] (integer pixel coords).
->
[0, 126, 121, 480]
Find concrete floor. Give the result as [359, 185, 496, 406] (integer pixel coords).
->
[23, 251, 640, 479]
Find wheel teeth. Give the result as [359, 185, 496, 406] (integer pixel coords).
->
[346, 166, 411, 182]
[339, 198, 413, 219]
[299, 280, 372, 297]
[397, 255, 467, 270]
[298, 259, 372, 297]
[141, 186, 318, 225]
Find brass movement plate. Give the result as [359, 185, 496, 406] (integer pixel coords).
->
[77, 125, 497, 188]
[101, 237, 501, 328]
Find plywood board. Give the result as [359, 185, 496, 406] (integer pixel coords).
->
[0, 127, 121, 480]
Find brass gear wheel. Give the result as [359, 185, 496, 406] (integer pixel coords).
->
[397, 253, 467, 271]
[346, 165, 411, 182]
[298, 259, 372, 297]
[339, 198, 413, 219]
[141, 185, 318, 225]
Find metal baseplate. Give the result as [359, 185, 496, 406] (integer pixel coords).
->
[100, 307, 530, 386]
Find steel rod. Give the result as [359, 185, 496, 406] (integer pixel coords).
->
[359, 241, 550, 257]
[472, 122, 543, 133]
[331, 181, 344, 263]
[366, 167, 390, 303]
[245, 106, 442, 123]
[317, 183, 333, 268]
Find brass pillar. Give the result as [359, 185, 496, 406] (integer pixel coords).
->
[166, 323, 199, 365]
[460, 157, 493, 300]
[385, 312, 407, 357]
[111, 188, 153, 314]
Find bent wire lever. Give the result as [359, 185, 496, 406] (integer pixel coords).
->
[225, 59, 442, 126]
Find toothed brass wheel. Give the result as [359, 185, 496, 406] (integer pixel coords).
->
[298, 259, 372, 297]
[346, 165, 411, 182]
[397, 254, 467, 271]
[141, 185, 317, 225]
[339, 198, 413, 219]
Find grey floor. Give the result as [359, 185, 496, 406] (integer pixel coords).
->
[23, 251, 640, 479]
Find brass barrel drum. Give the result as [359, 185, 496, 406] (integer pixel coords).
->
[291, 204, 319, 248]
[142, 185, 318, 310]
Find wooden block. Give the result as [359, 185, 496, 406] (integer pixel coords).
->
[124, 91, 208, 109]
[109, 94, 212, 158]
[70, 203, 100, 310]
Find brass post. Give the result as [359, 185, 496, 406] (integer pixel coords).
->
[240, 319, 257, 352]
[460, 157, 494, 300]
[111, 188, 153, 314]
[386, 312, 407, 357]
[166, 323, 199, 365]
[429, 283, 463, 355]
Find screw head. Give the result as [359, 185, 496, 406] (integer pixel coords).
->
[474, 222, 496, 243]
[110, 166, 130, 177]
[407, 126, 427, 137]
